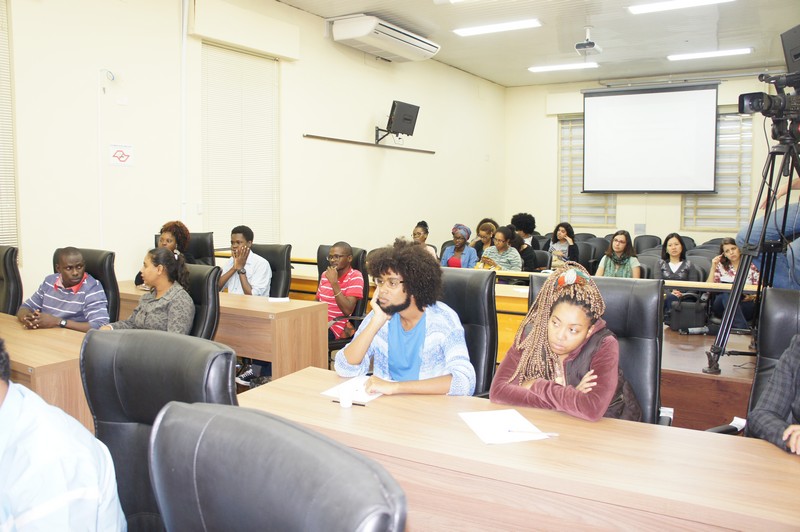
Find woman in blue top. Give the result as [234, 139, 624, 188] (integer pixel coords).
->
[441, 224, 478, 268]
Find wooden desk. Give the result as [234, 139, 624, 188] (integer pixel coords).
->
[239, 367, 800, 530]
[1, 313, 94, 432]
[118, 281, 327, 379]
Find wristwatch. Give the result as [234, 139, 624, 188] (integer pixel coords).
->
[238, 268, 247, 275]
[59, 319, 67, 328]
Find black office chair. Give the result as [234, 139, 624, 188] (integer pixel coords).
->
[687, 248, 718, 260]
[0, 245, 22, 315]
[585, 237, 610, 274]
[250, 243, 292, 298]
[573, 232, 596, 242]
[575, 241, 594, 273]
[633, 235, 662, 255]
[80, 329, 237, 531]
[53, 247, 120, 322]
[440, 268, 498, 396]
[689, 255, 712, 282]
[529, 275, 667, 424]
[532, 250, 552, 270]
[316, 245, 369, 358]
[636, 255, 659, 279]
[149, 402, 406, 532]
[185, 263, 221, 340]
[701, 237, 725, 247]
[187, 232, 216, 266]
[708, 287, 800, 435]
[440, 239, 455, 259]
[535, 235, 551, 251]
[682, 236, 697, 251]
[637, 248, 663, 257]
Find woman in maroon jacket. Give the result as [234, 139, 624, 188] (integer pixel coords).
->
[489, 263, 641, 421]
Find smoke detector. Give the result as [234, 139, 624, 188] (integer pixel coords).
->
[575, 26, 602, 56]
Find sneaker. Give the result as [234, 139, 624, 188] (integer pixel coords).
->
[249, 376, 271, 388]
[235, 367, 256, 386]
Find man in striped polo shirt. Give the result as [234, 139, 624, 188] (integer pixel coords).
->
[16, 247, 110, 332]
[317, 242, 365, 340]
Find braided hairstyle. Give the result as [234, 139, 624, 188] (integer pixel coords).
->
[509, 262, 606, 384]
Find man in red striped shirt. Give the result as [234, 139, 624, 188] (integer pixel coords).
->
[316, 242, 364, 340]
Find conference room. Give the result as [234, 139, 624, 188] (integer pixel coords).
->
[3, 0, 800, 529]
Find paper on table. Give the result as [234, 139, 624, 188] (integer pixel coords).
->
[459, 409, 553, 444]
[321, 375, 382, 404]
[268, 297, 290, 302]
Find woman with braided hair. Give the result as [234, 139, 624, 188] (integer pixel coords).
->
[489, 263, 641, 421]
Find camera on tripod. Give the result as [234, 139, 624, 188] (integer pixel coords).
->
[738, 79, 799, 119]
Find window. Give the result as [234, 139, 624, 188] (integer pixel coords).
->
[0, 0, 17, 246]
[682, 113, 752, 231]
[558, 116, 616, 227]
[201, 43, 280, 246]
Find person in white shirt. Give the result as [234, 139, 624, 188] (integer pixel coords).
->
[0, 338, 126, 531]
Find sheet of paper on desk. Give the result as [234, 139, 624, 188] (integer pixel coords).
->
[268, 297, 290, 302]
[459, 409, 552, 444]
[321, 375, 382, 404]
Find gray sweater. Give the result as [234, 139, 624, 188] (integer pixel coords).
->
[111, 282, 195, 335]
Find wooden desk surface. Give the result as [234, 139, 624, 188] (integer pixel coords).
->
[1, 313, 94, 432]
[239, 367, 800, 530]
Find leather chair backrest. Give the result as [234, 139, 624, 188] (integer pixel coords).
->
[532, 250, 551, 269]
[636, 254, 659, 279]
[687, 259, 708, 282]
[575, 242, 594, 272]
[535, 235, 551, 251]
[573, 232, 596, 242]
[702, 238, 725, 247]
[80, 329, 237, 531]
[188, 232, 215, 266]
[440, 268, 498, 396]
[439, 239, 455, 259]
[250, 243, 292, 298]
[150, 402, 406, 532]
[0, 245, 22, 315]
[316, 245, 369, 318]
[682, 236, 697, 251]
[586, 237, 610, 274]
[633, 234, 662, 255]
[53, 247, 120, 322]
[529, 275, 664, 423]
[747, 288, 800, 428]
[185, 263, 221, 340]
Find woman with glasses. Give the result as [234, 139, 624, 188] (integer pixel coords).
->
[477, 226, 522, 271]
[595, 230, 641, 278]
[411, 220, 438, 259]
[472, 222, 497, 260]
[440, 224, 478, 268]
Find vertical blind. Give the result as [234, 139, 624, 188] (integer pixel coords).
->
[682, 113, 752, 231]
[0, 0, 17, 246]
[201, 43, 280, 246]
[559, 116, 617, 227]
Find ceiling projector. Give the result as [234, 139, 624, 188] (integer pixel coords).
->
[575, 26, 602, 56]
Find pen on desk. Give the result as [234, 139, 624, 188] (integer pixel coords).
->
[332, 399, 367, 407]
[507, 430, 559, 437]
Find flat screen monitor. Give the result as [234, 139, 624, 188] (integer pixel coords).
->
[781, 23, 800, 73]
[386, 101, 420, 136]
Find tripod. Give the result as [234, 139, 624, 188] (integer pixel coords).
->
[704, 127, 800, 374]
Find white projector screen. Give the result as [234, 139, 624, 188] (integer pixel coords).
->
[582, 84, 718, 193]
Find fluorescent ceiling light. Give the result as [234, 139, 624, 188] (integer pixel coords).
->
[454, 19, 541, 37]
[667, 48, 751, 61]
[628, 0, 734, 15]
[528, 62, 598, 73]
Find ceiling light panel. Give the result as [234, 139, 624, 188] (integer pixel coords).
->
[628, 0, 735, 15]
[454, 18, 541, 37]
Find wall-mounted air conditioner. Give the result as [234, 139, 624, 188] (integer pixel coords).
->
[331, 15, 440, 63]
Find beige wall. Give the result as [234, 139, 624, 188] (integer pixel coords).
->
[7, 0, 769, 297]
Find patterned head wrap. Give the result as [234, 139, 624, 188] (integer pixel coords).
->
[451, 224, 471, 240]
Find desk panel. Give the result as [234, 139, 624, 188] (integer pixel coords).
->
[239, 368, 800, 530]
[119, 281, 327, 378]
[2, 313, 93, 432]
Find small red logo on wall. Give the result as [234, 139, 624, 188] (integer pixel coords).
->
[112, 150, 130, 163]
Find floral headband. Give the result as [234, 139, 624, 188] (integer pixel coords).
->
[556, 268, 590, 288]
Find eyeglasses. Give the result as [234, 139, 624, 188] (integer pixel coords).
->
[328, 254, 347, 262]
[374, 278, 404, 288]
[412, 232, 425, 238]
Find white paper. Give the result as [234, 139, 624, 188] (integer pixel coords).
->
[268, 297, 290, 303]
[321, 375, 382, 404]
[459, 409, 553, 444]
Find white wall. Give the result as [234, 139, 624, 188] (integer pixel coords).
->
[10, 0, 506, 295]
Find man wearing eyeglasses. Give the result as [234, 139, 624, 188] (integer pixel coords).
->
[334, 239, 476, 396]
[317, 241, 365, 340]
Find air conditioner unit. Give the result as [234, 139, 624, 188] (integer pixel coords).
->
[331, 15, 440, 63]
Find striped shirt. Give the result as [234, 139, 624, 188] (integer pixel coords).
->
[21, 273, 110, 328]
[316, 267, 364, 339]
